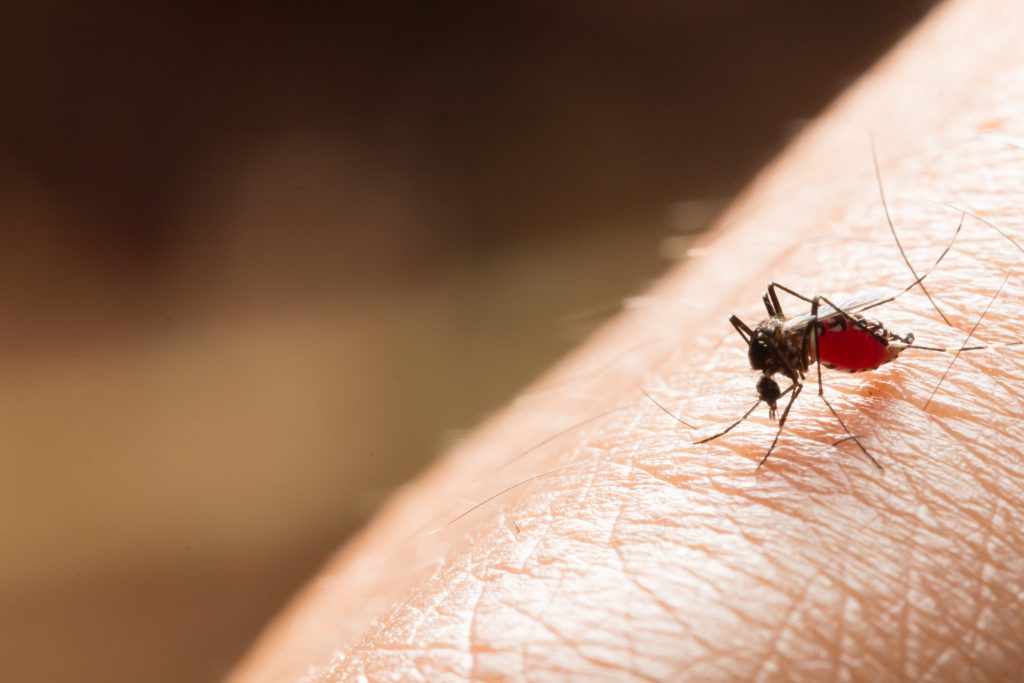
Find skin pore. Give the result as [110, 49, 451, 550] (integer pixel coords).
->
[230, 1, 1024, 681]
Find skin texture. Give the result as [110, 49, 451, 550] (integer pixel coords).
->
[229, 1, 1024, 681]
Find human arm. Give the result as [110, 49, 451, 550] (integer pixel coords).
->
[229, 1, 1024, 680]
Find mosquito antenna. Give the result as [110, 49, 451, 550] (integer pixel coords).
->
[634, 382, 696, 429]
[923, 273, 1011, 410]
[871, 139, 953, 325]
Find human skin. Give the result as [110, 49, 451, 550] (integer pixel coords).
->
[229, 1, 1024, 681]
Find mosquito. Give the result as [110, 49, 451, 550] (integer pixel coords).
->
[636, 145, 1024, 471]
[660, 220, 1017, 470]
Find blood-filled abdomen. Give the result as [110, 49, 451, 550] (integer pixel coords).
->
[816, 321, 890, 372]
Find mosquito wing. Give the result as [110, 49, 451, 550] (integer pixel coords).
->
[781, 293, 890, 332]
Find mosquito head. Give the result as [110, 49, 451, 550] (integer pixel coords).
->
[756, 375, 781, 419]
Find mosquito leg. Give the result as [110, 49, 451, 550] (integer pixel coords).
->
[810, 294, 826, 398]
[768, 285, 784, 319]
[766, 282, 856, 373]
[923, 272, 1011, 410]
[730, 315, 753, 343]
[767, 281, 814, 305]
[693, 398, 761, 445]
[800, 304, 816, 372]
[817, 295, 891, 341]
[936, 204, 1024, 256]
[757, 382, 803, 469]
[768, 204, 965, 326]
[762, 286, 785, 318]
[811, 295, 883, 470]
[872, 140, 953, 326]
[856, 210, 965, 317]
[694, 383, 796, 447]
[817, 394, 882, 470]
[910, 340, 1023, 353]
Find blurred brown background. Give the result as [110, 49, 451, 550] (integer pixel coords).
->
[0, 2, 935, 682]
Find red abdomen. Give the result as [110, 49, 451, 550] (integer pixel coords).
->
[817, 321, 889, 372]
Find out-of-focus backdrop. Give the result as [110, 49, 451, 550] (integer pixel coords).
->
[0, 3, 935, 681]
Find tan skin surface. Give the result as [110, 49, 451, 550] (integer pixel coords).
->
[230, 1, 1024, 681]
